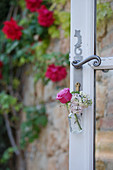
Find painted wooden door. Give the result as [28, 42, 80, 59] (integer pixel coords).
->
[69, 0, 113, 170]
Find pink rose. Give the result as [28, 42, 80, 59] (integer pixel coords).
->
[56, 88, 72, 104]
[37, 5, 54, 27]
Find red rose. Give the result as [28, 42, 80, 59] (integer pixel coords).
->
[0, 61, 3, 68]
[45, 64, 67, 82]
[37, 5, 54, 27]
[25, 0, 42, 12]
[0, 72, 2, 80]
[2, 18, 23, 41]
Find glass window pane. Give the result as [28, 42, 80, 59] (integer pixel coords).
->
[95, 70, 113, 170]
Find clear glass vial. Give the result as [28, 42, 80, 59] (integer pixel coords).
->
[68, 112, 83, 134]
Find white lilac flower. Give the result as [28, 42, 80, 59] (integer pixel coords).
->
[69, 104, 83, 113]
[69, 91, 92, 112]
[80, 91, 83, 95]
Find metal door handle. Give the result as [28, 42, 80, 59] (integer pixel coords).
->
[72, 55, 101, 69]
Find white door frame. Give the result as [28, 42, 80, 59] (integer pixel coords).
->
[70, 0, 96, 170]
[70, 0, 113, 170]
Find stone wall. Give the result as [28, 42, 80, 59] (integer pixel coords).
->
[96, 1, 113, 169]
[22, 0, 113, 170]
[23, 75, 70, 170]
[96, 70, 113, 170]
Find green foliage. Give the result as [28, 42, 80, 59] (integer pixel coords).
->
[52, 5, 70, 38]
[58, 11, 70, 37]
[0, 147, 17, 164]
[48, 26, 60, 38]
[97, 2, 113, 29]
[18, 0, 26, 9]
[51, 0, 66, 5]
[0, 0, 10, 26]
[0, 115, 11, 169]
[12, 78, 20, 90]
[20, 105, 48, 148]
[0, 92, 22, 114]
[35, 40, 50, 57]
[50, 0, 66, 10]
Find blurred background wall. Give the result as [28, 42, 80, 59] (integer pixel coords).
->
[96, 1, 113, 169]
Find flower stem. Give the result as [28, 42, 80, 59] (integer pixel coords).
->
[74, 113, 82, 130]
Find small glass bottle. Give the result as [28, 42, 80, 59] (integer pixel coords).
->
[68, 111, 83, 134]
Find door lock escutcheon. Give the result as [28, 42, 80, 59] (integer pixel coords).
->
[75, 82, 81, 92]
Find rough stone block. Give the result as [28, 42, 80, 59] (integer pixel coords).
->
[99, 117, 113, 130]
[96, 160, 105, 170]
[101, 31, 113, 49]
[96, 131, 113, 161]
[101, 47, 113, 57]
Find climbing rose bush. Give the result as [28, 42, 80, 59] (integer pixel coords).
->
[0, 61, 3, 80]
[0, 61, 3, 68]
[37, 5, 54, 27]
[45, 64, 67, 82]
[56, 88, 72, 104]
[2, 18, 23, 41]
[25, 0, 42, 12]
[0, 72, 2, 80]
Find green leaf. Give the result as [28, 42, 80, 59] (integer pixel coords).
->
[18, 0, 26, 9]
[0, 147, 18, 163]
[48, 26, 60, 38]
[34, 116, 48, 126]
[20, 105, 47, 148]
[97, 2, 113, 29]
[0, 92, 22, 114]
[6, 41, 19, 54]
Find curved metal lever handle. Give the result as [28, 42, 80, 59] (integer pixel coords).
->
[72, 55, 101, 69]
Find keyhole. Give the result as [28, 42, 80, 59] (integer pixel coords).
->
[75, 82, 81, 92]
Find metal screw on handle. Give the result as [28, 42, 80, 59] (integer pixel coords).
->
[72, 55, 101, 69]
